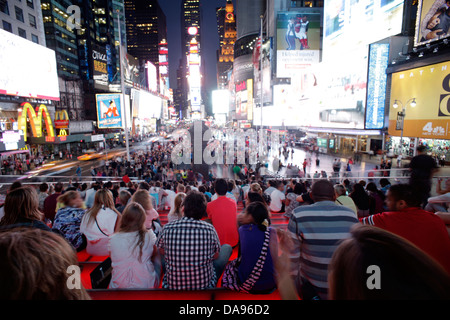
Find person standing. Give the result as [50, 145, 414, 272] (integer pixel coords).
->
[409, 145, 439, 207]
[43, 182, 64, 223]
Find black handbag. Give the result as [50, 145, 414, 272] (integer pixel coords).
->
[90, 218, 112, 289]
[90, 257, 112, 289]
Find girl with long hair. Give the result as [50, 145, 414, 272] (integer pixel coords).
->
[0, 186, 49, 231]
[131, 190, 161, 236]
[80, 188, 121, 256]
[167, 192, 186, 223]
[109, 202, 160, 289]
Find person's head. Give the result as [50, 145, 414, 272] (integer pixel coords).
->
[215, 178, 228, 196]
[228, 180, 235, 192]
[352, 183, 366, 195]
[328, 224, 450, 300]
[385, 184, 422, 211]
[118, 202, 147, 262]
[0, 227, 91, 300]
[379, 178, 391, 188]
[131, 189, 153, 211]
[138, 181, 150, 191]
[86, 188, 118, 225]
[9, 182, 22, 193]
[416, 145, 427, 154]
[54, 182, 64, 193]
[250, 182, 262, 194]
[176, 183, 185, 193]
[57, 191, 83, 209]
[182, 190, 206, 220]
[239, 201, 270, 231]
[247, 191, 266, 205]
[365, 182, 379, 193]
[293, 182, 306, 195]
[39, 183, 49, 193]
[310, 180, 336, 202]
[118, 190, 132, 206]
[334, 184, 347, 197]
[172, 192, 186, 215]
[0, 186, 43, 226]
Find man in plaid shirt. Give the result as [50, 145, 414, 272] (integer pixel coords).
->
[157, 191, 232, 290]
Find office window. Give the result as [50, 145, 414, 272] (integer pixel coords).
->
[2, 20, 12, 32]
[29, 13, 36, 28]
[15, 6, 24, 22]
[0, 1, 9, 15]
[31, 33, 38, 43]
[26, 0, 34, 9]
[18, 27, 26, 38]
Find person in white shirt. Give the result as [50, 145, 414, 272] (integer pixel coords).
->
[109, 202, 160, 289]
[80, 189, 121, 256]
[269, 181, 286, 213]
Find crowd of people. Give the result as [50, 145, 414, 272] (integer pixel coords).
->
[1, 143, 450, 300]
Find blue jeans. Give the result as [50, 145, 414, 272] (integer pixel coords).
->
[213, 244, 233, 284]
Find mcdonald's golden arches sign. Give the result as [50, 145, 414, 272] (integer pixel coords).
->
[54, 110, 69, 129]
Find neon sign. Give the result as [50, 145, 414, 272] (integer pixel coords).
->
[18, 102, 55, 141]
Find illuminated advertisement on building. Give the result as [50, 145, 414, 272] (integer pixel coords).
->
[365, 43, 390, 129]
[92, 44, 109, 91]
[415, 0, 450, 47]
[96, 94, 123, 129]
[235, 79, 253, 121]
[146, 61, 158, 92]
[0, 29, 59, 101]
[0, 131, 25, 152]
[389, 61, 450, 139]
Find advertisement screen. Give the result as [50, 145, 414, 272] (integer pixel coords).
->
[92, 44, 109, 91]
[323, 0, 404, 60]
[0, 29, 59, 101]
[414, 0, 450, 47]
[0, 131, 25, 152]
[96, 94, 123, 129]
[365, 43, 390, 129]
[212, 90, 230, 114]
[388, 61, 450, 139]
[131, 89, 162, 120]
[235, 79, 253, 121]
[146, 61, 158, 92]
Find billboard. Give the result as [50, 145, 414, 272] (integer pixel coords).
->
[54, 110, 70, 129]
[277, 9, 322, 51]
[96, 94, 123, 129]
[146, 61, 158, 92]
[235, 79, 253, 121]
[415, 0, 450, 47]
[365, 43, 390, 129]
[323, 0, 404, 61]
[0, 131, 25, 152]
[212, 90, 230, 114]
[0, 29, 59, 101]
[388, 60, 450, 139]
[92, 44, 109, 91]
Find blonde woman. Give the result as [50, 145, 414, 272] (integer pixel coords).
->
[80, 189, 121, 256]
[167, 192, 186, 223]
[109, 202, 160, 289]
[131, 190, 161, 235]
[0, 186, 50, 231]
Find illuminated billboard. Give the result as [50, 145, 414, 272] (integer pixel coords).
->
[414, 0, 450, 47]
[212, 90, 230, 114]
[0, 29, 59, 101]
[388, 61, 450, 140]
[92, 44, 109, 91]
[96, 94, 123, 129]
[146, 61, 158, 92]
[235, 79, 253, 121]
[365, 43, 390, 129]
[0, 131, 25, 152]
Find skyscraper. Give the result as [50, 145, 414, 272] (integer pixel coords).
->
[181, 0, 201, 59]
[125, 0, 167, 68]
[216, 0, 236, 90]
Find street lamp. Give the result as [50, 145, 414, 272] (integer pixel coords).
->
[393, 98, 416, 155]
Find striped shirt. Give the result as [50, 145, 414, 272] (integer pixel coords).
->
[287, 201, 360, 300]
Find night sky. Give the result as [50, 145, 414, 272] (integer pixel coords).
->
[159, 0, 236, 96]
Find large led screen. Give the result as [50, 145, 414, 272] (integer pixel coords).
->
[388, 60, 450, 140]
[414, 0, 450, 47]
[0, 29, 59, 101]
